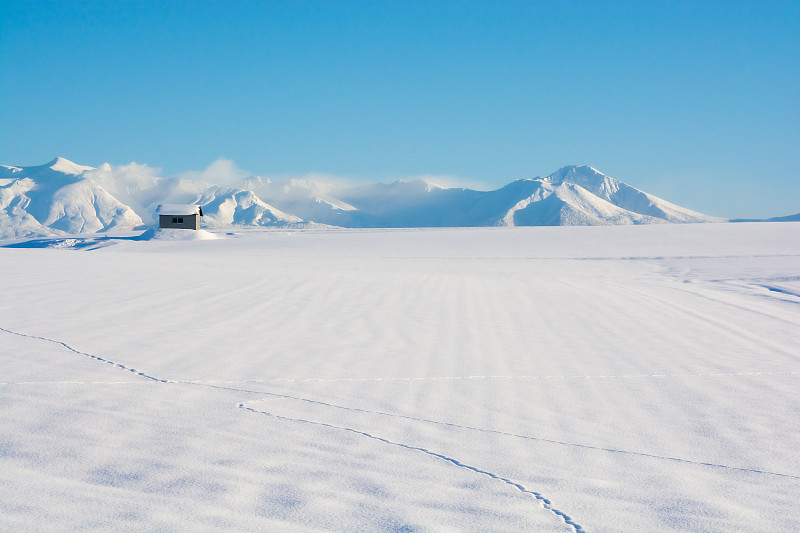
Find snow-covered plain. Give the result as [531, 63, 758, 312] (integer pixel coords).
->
[1, 223, 799, 532]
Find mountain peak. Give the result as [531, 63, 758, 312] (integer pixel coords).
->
[47, 156, 94, 175]
[548, 164, 606, 180]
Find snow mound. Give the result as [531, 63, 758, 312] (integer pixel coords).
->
[134, 228, 219, 241]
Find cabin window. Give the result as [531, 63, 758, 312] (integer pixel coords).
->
[172, 217, 184, 224]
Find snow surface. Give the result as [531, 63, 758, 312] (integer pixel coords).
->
[1, 223, 799, 532]
[155, 204, 202, 216]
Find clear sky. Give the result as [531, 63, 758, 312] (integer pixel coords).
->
[1, 0, 798, 218]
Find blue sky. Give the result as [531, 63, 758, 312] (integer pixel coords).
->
[1, 0, 798, 218]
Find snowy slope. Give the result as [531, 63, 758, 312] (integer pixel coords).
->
[1, 157, 727, 238]
[0, 177, 51, 238]
[510, 181, 665, 226]
[2, 223, 799, 532]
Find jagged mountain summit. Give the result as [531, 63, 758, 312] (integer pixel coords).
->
[0, 157, 723, 239]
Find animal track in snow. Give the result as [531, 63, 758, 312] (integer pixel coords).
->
[0, 325, 588, 531]
[239, 401, 586, 533]
[5, 324, 797, 482]
[0, 326, 170, 384]
[222, 386, 800, 482]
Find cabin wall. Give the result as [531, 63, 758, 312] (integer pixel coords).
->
[159, 214, 199, 230]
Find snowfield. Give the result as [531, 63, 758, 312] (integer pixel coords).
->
[1, 223, 799, 532]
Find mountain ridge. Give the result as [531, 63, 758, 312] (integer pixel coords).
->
[0, 157, 728, 239]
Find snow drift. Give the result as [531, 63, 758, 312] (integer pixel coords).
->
[134, 228, 219, 241]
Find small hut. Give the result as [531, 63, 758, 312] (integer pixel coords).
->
[156, 204, 203, 230]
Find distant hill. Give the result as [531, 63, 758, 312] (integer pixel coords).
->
[732, 213, 800, 223]
[1, 157, 726, 239]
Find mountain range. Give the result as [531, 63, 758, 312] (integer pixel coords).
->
[0, 157, 730, 239]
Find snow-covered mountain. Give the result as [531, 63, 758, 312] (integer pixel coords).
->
[337, 166, 719, 227]
[196, 186, 302, 227]
[542, 165, 715, 223]
[0, 158, 143, 238]
[0, 157, 724, 238]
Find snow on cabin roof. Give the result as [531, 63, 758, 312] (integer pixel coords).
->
[156, 204, 202, 216]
